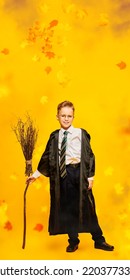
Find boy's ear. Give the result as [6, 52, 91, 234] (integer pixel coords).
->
[56, 115, 59, 120]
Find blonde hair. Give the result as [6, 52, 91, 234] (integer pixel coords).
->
[57, 101, 75, 114]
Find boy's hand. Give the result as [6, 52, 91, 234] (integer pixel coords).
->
[26, 176, 36, 185]
[88, 179, 93, 190]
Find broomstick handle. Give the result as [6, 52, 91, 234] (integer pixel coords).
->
[22, 181, 30, 249]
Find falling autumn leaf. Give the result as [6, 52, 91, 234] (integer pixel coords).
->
[32, 55, 41, 62]
[114, 183, 124, 195]
[10, 174, 18, 181]
[1, 48, 9, 55]
[42, 43, 52, 53]
[46, 29, 54, 38]
[33, 145, 45, 161]
[20, 40, 29, 48]
[0, 85, 10, 98]
[121, 126, 130, 135]
[125, 229, 130, 239]
[34, 181, 42, 189]
[45, 66, 52, 74]
[58, 23, 71, 31]
[63, 4, 76, 14]
[57, 36, 68, 46]
[58, 56, 66, 65]
[26, 19, 60, 61]
[49, 20, 58, 28]
[0, 200, 7, 212]
[4, 221, 12, 231]
[27, 21, 42, 43]
[99, 13, 109, 26]
[34, 223, 44, 232]
[116, 61, 126, 70]
[119, 117, 130, 134]
[45, 51, 55, 59]
[123, 128, 130, 134]
[0, 200, 5, 206]
[27, 29, 36, 43]
[39, 3, 49, 14]
[104, 166, 114, 176]
[76, 8, 88, 20]
[34, 20, 40, 30]
[57, 70, 71, 87]
[118, 211, 128, 222]
[40, 95, 48, 105]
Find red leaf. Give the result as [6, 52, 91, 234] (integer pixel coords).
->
[120, 118, 130, 135]
[49, 20, 58, 28]
[34, 223, 44, 232]
[0, 199, 5, 206]
[1, 48, 9, 55]
[116, 61, 126, 70]
[45, 52, 55, 59]
[4, 221, 12, 230]
[45, 66, 52, 74]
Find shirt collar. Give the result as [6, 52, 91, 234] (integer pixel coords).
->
[60, 125, 74, 134]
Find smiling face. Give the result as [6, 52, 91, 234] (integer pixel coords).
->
[57, 106, 74, 130]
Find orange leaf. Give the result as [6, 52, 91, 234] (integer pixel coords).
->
[121, 127, 130, 134]
[45, 43, 52, 50]
[116, 61, 126, 70]
[34, 223, 44, 232]
[42, 44, 52, 54]
[45, 51, 55, 59]
[34, 21, 40, 30]
[45, 66, 52, 74]
[0, 199, 5, 206]
[1, 48, 9, 55]
[120, 118, 130, 134]
[49, 20, 58, 28]
[4, 221, 12, 230]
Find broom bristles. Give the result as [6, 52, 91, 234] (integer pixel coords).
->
[12, 114, 38, 176]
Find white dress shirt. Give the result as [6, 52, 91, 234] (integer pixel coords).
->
[59, 126, 81, 164]
[33, 125, 94, 180]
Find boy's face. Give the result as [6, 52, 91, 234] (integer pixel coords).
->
[57, 106, 74, 130]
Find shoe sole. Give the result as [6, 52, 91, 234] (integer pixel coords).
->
[66, 246, 78, 253]
[95, 246, 114, 251]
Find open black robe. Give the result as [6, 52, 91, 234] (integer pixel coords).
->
[37, 128, 100, 235]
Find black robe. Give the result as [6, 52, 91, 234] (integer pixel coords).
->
[37, 128, 100, 235]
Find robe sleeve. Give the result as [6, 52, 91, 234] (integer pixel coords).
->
[89, 148, 95, 177]
[84, 130, 95, 177]
[37, 137, 51, 177]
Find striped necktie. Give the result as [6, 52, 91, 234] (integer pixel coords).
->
[60, 130, 68, 178]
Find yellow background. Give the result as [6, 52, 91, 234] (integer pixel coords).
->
[0, 0, 130, 260]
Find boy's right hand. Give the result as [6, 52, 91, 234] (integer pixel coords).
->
[26, 176, 36, 185]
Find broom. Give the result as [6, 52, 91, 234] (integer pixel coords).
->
[12, 114, 38, 249]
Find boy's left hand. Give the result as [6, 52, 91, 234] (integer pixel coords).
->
[88, 179, 93, 190]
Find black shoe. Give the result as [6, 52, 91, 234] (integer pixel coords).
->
[66, 244, 78, 252]
[94, 241, 114, 251]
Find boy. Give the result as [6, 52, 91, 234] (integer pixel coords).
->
[27, 101, 114, 252]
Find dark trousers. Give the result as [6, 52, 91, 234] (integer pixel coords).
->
[60, 164, 105, 246]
